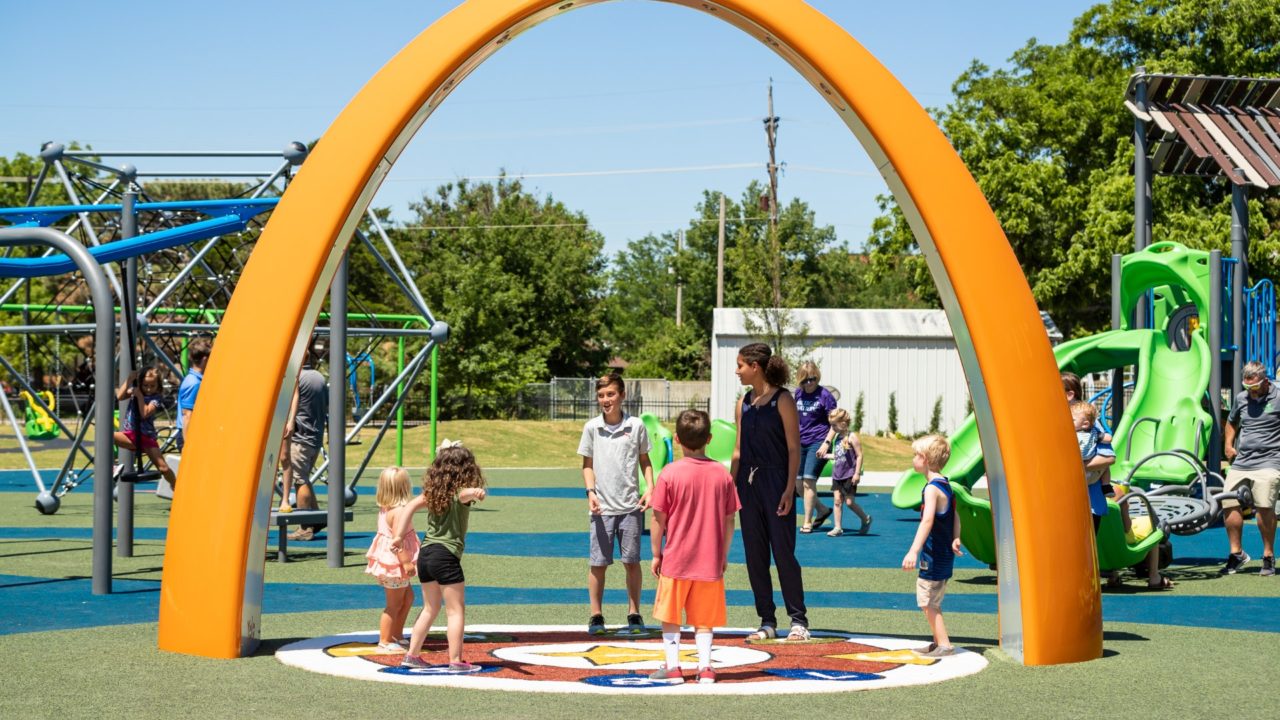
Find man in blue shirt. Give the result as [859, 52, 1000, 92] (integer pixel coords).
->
[175, 337, 212, 451]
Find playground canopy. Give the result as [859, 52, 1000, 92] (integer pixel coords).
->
[1126, 73, 1280, 188]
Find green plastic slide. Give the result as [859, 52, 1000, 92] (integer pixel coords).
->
[639, 413, 672, 494]
[893, 326, 1212, 510]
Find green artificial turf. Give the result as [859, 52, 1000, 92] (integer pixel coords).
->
[1, 606, 1276, 719]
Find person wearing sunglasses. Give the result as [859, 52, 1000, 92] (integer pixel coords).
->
[793, 361, 836, 533]
[1221, 362, 1278, 577]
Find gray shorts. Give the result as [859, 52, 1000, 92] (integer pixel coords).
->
[290, 442, 321, 487]
[589, 510, 643, 566]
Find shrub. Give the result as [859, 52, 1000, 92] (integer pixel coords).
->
[929, 395, 943, 434]
[887, 392, 898, 436]
[853, 391, 865, 433]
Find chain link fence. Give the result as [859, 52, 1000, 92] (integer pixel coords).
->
[514, 377, 710, 421]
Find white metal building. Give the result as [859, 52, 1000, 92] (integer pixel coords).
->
[710, 308, 1062, 435]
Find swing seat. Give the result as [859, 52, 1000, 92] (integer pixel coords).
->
[118, 469, 163, 483]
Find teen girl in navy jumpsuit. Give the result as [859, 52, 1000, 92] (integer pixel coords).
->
[731, 343, 809, 640]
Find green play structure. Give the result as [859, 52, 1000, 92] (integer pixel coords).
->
[639, 412, 673, 494]
[893, 241, 1228, 564]
[20, 390, 59, 440]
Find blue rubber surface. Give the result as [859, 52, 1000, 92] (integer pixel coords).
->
[2, 573, 1276, 636]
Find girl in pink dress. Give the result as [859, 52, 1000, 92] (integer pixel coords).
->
[365, 466, 420, 652]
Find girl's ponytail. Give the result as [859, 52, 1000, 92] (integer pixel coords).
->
[765, 355, 790, 388]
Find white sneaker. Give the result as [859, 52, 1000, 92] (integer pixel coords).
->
[377, 642, 406, 653]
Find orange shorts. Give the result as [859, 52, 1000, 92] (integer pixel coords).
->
[652, 576, 726, 628]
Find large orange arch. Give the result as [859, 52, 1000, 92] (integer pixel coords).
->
[159, 0, 1100, 666]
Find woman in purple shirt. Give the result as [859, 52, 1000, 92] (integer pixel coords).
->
[794, 361, 836, 532]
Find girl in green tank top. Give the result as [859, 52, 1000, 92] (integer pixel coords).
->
[391, 444, 488, 671]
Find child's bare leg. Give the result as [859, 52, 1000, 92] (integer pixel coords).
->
[408, 581, 442, 655]
[113, 432, 136, 451]
[623, 562, 642, 615]
[441, 582, 467, 664]
[846, 496, 870, 524]
[830, 490, 844, 529]
[924, 607, 951, 648]
[588, 565, 607, 616]
[146, 447, 176, 487]
[394, 584, 414, 638]
[379, 586, 401, 644]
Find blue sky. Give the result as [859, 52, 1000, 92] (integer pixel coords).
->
[1, 0, 1100, 255]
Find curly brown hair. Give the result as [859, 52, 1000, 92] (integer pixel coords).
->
[422, 446, 485, 515]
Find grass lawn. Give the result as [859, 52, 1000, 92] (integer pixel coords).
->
[2, 418, 918, 472]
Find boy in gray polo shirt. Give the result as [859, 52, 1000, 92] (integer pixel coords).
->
[579, 373, 653, 634]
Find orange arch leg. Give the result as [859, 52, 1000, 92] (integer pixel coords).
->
[159, 0, 1100, 665]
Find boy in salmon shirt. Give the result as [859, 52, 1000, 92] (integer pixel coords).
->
[647, 409, 741, 685]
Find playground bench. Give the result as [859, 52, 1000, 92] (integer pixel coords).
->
[270, 509, 352, 562]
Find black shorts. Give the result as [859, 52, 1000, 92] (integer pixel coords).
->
[417, 543, 465, 585]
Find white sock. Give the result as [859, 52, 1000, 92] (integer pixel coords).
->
[662, 631, 681, 669]
[695, 631, 713, 669]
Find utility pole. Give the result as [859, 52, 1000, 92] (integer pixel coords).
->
[675, 229, 684, 327]
[763, 79, 782, 306]
[716, 193, 726, 307]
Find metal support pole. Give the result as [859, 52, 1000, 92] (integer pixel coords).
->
[0, 228, 115, 594]
[1133, 69, 1151, 330]
[1209, 250, 1224, 475]
[430, 344, 439, 462]
[328, 254, 347, 567]
[1231, 174, 1249, 394]
[1110, 254, 1125, 427]
[716, 194, 726, 308]
[117, 191, 138, 557]
[675, 230, 683, 327]
[396, 337, 405, 466]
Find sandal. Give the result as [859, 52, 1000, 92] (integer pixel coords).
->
[1144, 576, 1174, 591]
[799, 525, 813, 534]
[813, 507, 833, 530]
[786, 625, 811, 642]
[747, 626, 777, 641]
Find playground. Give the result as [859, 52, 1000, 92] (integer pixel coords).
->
[3, 0, 1280, 717]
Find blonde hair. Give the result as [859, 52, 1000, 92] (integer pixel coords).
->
[1069, 400, 1097, 424]
[375, 466, 413, 509]
[829, 408, 851, 430]
[911, 434, 951, 472]
[796, 360, 821, 384]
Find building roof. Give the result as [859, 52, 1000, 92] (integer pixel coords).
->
[713, 308, 1063, 341]
[1125, 72, 1280, 188]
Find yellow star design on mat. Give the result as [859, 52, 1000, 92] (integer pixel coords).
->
[541, 644, 699, 666]
[825, 649, 937, 666]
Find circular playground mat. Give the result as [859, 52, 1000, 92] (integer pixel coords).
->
[276, 625, 988, 694]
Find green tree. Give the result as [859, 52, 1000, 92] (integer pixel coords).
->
[393, 177, 607, 417]
[867, 0, 1280, 337]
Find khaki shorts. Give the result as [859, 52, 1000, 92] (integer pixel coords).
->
[916, 577, 948, 609]
[1222, 467, 1280, 510]
[290, 442, 321, 487]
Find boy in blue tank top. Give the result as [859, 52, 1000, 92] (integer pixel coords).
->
[901, 434, 962, 658]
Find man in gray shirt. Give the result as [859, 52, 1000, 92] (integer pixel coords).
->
[285, 342, 329, 541]
[1221, 361, 1278, 576]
